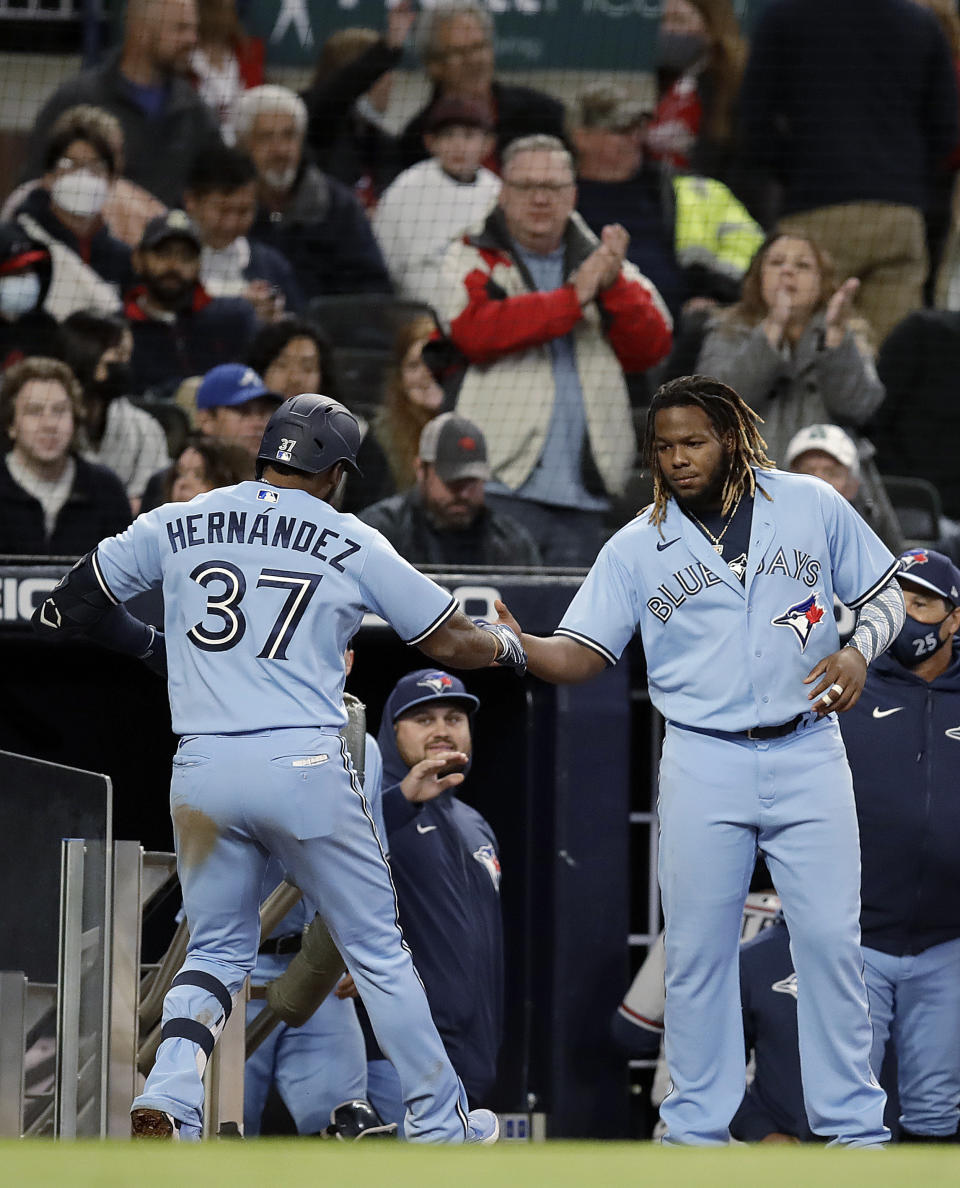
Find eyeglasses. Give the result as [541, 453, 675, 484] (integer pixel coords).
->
[503, 180, 574, 195]
[56, 155, 110, 177]
[431, 39, 491, 63]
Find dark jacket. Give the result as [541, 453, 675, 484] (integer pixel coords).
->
[398, 79, 566, 172]
[370, 682, 504, 1102]
[731, 924, 814, 1143]
[840, 639, 960, 957]
[358, 487, 542, 568]
[302, 38, 403, 201]
[874, 308, 960, 520]
[24, 50, 223, 207]
[16, 187, 132, 293]
[245, 240, 303, 313]
[0, 309, 61, 372]
[0, 452, 130, 556]
[740, 0, 958, 215]
[124, 283, 259, 398]
[250, 164, 392, 302]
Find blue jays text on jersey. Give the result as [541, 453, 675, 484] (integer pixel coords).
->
[556, 469, 898, 732]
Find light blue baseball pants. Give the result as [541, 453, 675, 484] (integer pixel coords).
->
[657, 715, 888, 1147]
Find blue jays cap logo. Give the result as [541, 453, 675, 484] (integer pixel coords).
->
[899, 549, 929, 572]
[472, 844, 501, 891]
[418, 673, 455, 695]
[771, 592, 826, 651]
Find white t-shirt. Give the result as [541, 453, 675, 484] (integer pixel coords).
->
[373, 158, 501, 305]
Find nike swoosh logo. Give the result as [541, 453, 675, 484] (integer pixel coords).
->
[416, 824, 438, 834]
[872, 707, 903, 719]
[656, 537, 681, 552]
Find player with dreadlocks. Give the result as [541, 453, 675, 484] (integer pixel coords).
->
[495, 373, 906, 1146]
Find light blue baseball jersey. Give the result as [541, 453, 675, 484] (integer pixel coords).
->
[556, 469, 898, 732]
[95, 482, 457, 735]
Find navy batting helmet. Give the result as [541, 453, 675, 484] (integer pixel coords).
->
[256, 392, 363, 479]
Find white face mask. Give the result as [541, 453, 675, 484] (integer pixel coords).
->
[50, 168, 110, 218]
[0, 272, 42, 319]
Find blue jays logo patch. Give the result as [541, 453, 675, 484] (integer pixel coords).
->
[418, 674, 454, 695]
[899, 549, 929, 572]
[771, 592, 826, 651]
[473, 844, 501, 891]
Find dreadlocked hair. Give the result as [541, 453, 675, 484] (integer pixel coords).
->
[644, 375, 775, 529]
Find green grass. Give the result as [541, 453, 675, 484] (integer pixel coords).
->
[2, 1141, 958, 1188]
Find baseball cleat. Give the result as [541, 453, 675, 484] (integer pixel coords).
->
[131, 1108, 179, 1139]
[465, 1108, 500, 1145]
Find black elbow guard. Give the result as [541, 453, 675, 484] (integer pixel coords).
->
[32, 550, 118, 639]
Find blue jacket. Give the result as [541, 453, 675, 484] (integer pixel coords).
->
[840, 639, 960, 956]
[372, 684, 504, 1102]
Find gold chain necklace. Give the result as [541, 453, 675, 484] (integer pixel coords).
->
[685, 490, 743, 554]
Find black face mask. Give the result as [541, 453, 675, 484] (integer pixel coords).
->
[890, 613, 949, 669]
[656, 29, 709, 74]
[90, 361, 134, 404]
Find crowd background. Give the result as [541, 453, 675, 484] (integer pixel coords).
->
[2, 0, 960, 1144]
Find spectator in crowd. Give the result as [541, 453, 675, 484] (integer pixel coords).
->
[646, 0, 749, 200]
[190, 0, 264, 143]
[1, 209, 119, 326]
[0, 225, 60, 371]
[245, 646, 382, 1138]
[14, 115, 132, 294]
[359, 412, 541, 568]
[245, 316, 392, 511]
[570, 82, 762, 323]
[125, 210, 259, 396]
[696, 231, 884, 467]
[164, 434, 251, 503]
[398, 3, 566, 173]
[303, 3, 416, 209]
[841, 549, 960, 1142]
[874, 307, 960, 522]
[3, 106, 166, 249]
[59, 310, 170, 513]
[374, 98, 500, 305]
[740, 0, 959, 344]
[25, 0, 223, 208]
[0, 356, 130, 555]
[339, 670, 503, 1128]
[139, 362, 276, 511]
[372, 314, 446, 493]
[235, 86, 392, 301]
[784, 424, 903, 555]
[183, 144, 302, 320]
[441, 135, 673, 566]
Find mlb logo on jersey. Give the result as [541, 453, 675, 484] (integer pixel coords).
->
[473, 844, 501, 891]
[418, 674, 454, 694]
[257, 489, 279, 503]
[771, 592, 826, 651]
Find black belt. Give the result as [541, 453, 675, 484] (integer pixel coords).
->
[258, 934, 302, 956]
[675, 713, 805, 743]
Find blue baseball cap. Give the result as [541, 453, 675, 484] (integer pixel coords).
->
[897, 548, 960, 607]
[389, 669, 480, 722]
[196, 363, 282, 411]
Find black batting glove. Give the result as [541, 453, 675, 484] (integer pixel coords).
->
[473, 619, 527, 676]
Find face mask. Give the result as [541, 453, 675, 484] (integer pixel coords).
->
[890, 613, 949, 668]
[0, 271, 42, 319]
[656, 30, 709, 73]
[91, 361, 134, 404]
[50, 168, 110, 219]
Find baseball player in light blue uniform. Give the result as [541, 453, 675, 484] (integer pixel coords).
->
[496, 376, 905, 1147]
[33, 394, 525, 1144]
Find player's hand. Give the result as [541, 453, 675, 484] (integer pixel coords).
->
[400, 753, 468, 802]
[335, 973, 358, 1000]
[473, 617, 526, 675]
[495, 598, 522, 636]
[803, 646, 867, 716]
